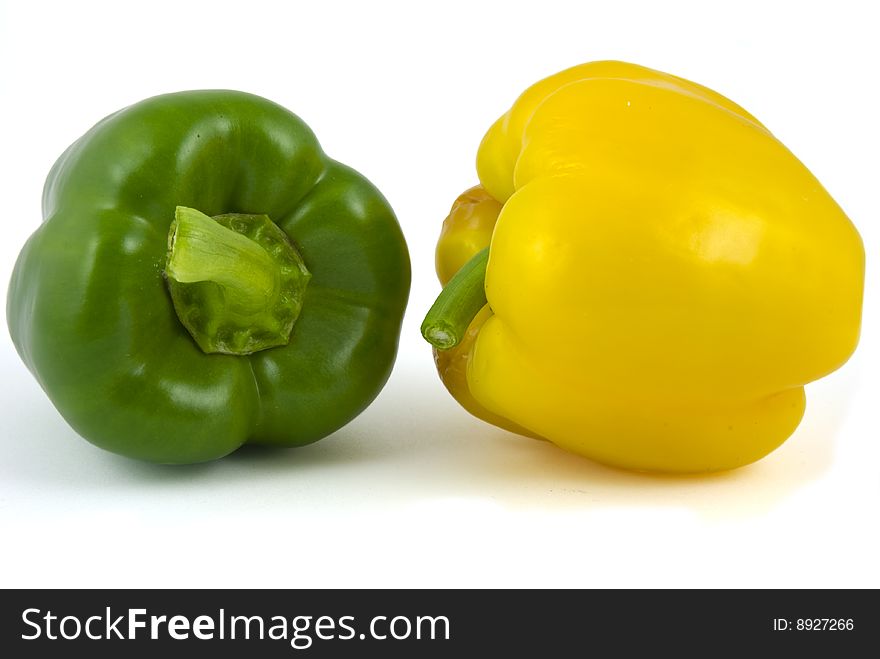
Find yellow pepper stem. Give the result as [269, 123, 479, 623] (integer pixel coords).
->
[421, 247, 489, 350]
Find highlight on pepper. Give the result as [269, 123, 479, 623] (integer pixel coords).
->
[8, 90, 410, 464]
[422, 61, 864, 473]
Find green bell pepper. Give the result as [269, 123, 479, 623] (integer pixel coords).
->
[7, 90, 410, 464]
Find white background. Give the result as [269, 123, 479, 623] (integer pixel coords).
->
[1, 0, 877, 588]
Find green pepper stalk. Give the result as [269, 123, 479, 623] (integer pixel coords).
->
[165, 206, 311, 355]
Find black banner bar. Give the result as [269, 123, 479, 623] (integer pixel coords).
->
[1, 589, 875, 656]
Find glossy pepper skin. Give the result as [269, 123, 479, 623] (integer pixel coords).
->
[8, 90, 410, 464]
[426, 61, 864, 473]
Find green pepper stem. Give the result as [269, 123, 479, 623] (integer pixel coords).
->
[421, 247, 489, 350]
[164, 206, 310, 356]
[166, 206, 279, 315]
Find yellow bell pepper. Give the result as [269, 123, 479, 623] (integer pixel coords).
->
[422, 61, 864, 473]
